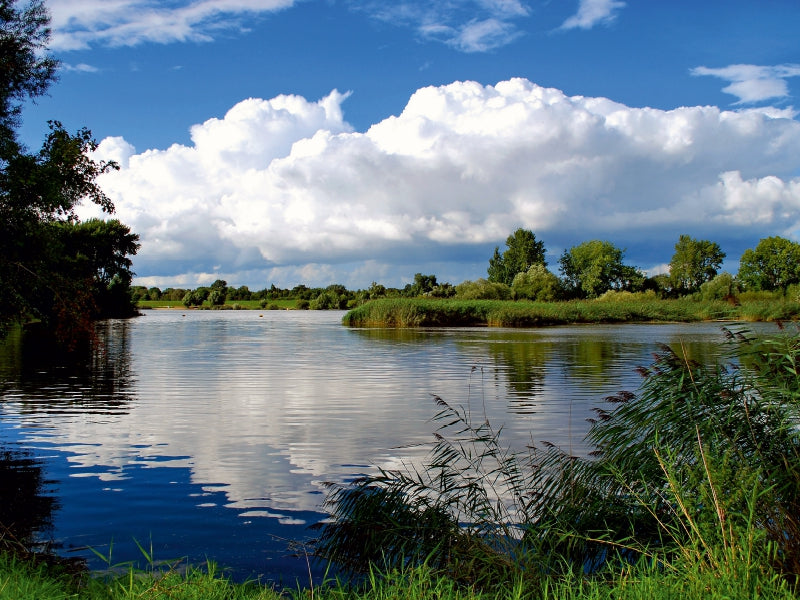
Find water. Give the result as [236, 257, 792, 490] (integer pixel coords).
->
[0, 310, 773, 585]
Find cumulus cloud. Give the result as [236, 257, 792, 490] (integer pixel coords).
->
[84, 78, 800, 289]
[692, 64, 800, 104]
[47, 0, 297, 50]
[561, 0, 625, 30]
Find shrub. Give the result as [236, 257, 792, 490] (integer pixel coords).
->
[454, 279, 511, 300]
[698, 272, 739, 301]
[510, 264, 562, 301]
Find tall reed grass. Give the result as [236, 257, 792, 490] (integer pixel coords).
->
[342, 297, 800, 328]
[315, 324, 800, 594]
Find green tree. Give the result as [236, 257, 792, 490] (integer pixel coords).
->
[367, 281, 387, 299]
[455, 279, 511, 300]
[0, 0, 57, 161]
[404, 273, 438, 297]
[668, 235, 726, 295]
[0, 2, 136, 342]
[58, 218, 140, 317]
[738, 236, 800, 291]
[511, 263, 562, 301]
[559, 240, 643, 299]
[698, 272, 739, 301]
[228, 285, 251, 301]
[487, 228, 546, 286]
[208, 279, 228, 306]
[0, 121, 122, 339]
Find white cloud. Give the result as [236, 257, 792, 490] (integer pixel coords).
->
[47, 0, 297, 50]
[356, 0, 530, 53]
[61, 62, 100, 73]
[47, 0, 534, 53]
[84, 78, 800, 289]
[561, 0, 625, 30]
[691, 64, 800, 104]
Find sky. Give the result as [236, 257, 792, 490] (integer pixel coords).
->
[18, 0, 800, 291]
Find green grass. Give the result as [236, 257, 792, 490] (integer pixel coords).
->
[2, 551, 797, 600]
[342, 297, 800, 327]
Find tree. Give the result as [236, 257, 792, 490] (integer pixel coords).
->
[559, 240, 643, 299]
[0, 2, 137, 342]
[487, 228, 546, 286]
[511, 263, 562, 301]
[0, 0, 57, 161]
[208, 279, 228, 306]
[668, 235, 726, 295]
[454, 279, 511, 300]
[698, 272, 739, 301]
[404, 273, 438, 297]
[0, 121, 123, 340]
[58, 218, 140, 317]
[738, 236, 800, 291]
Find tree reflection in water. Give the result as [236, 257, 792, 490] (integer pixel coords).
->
[0, 443, 58, 550]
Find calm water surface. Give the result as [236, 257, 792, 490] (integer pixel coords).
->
[0, 310, 773, 585]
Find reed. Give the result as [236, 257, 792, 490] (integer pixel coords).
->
[342, 298, 800, 328]
[315, 324, 800, 593]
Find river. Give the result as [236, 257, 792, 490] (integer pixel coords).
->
[0, 309, 774, 585]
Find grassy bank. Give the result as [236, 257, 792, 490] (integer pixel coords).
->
[3, 550, 797, 600]
[342, 296, 800, 327]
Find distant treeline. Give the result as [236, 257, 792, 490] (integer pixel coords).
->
[136, 230, 800, 311]
[132, 276, 449, 310]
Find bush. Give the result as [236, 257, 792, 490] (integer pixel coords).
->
[511, 264, 562, 301]
[454, 279, 511, 300]
[698, 272, 739, 301]
[595, 289, 656, 302]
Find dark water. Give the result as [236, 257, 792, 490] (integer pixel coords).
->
[0, 310, 775, 585]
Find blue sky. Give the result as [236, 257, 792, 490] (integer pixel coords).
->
[20, 0, 800, 290]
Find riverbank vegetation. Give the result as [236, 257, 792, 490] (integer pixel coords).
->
[342, 293, 800, 327]
[313, 325, 800, 597]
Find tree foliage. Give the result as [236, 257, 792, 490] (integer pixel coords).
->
[454, 278, 511, 300]
[58, 218, 140, 317]
[0, 1, 138, 341]
[487, 228, 546, 286]
[0, 0, 57, 160]
[511, 263, 562, 301]
[668, 235, 726, 295]
[558, 240, 643, 299]
[738, 236, 800, 291]
[404, 273, 439, 297]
